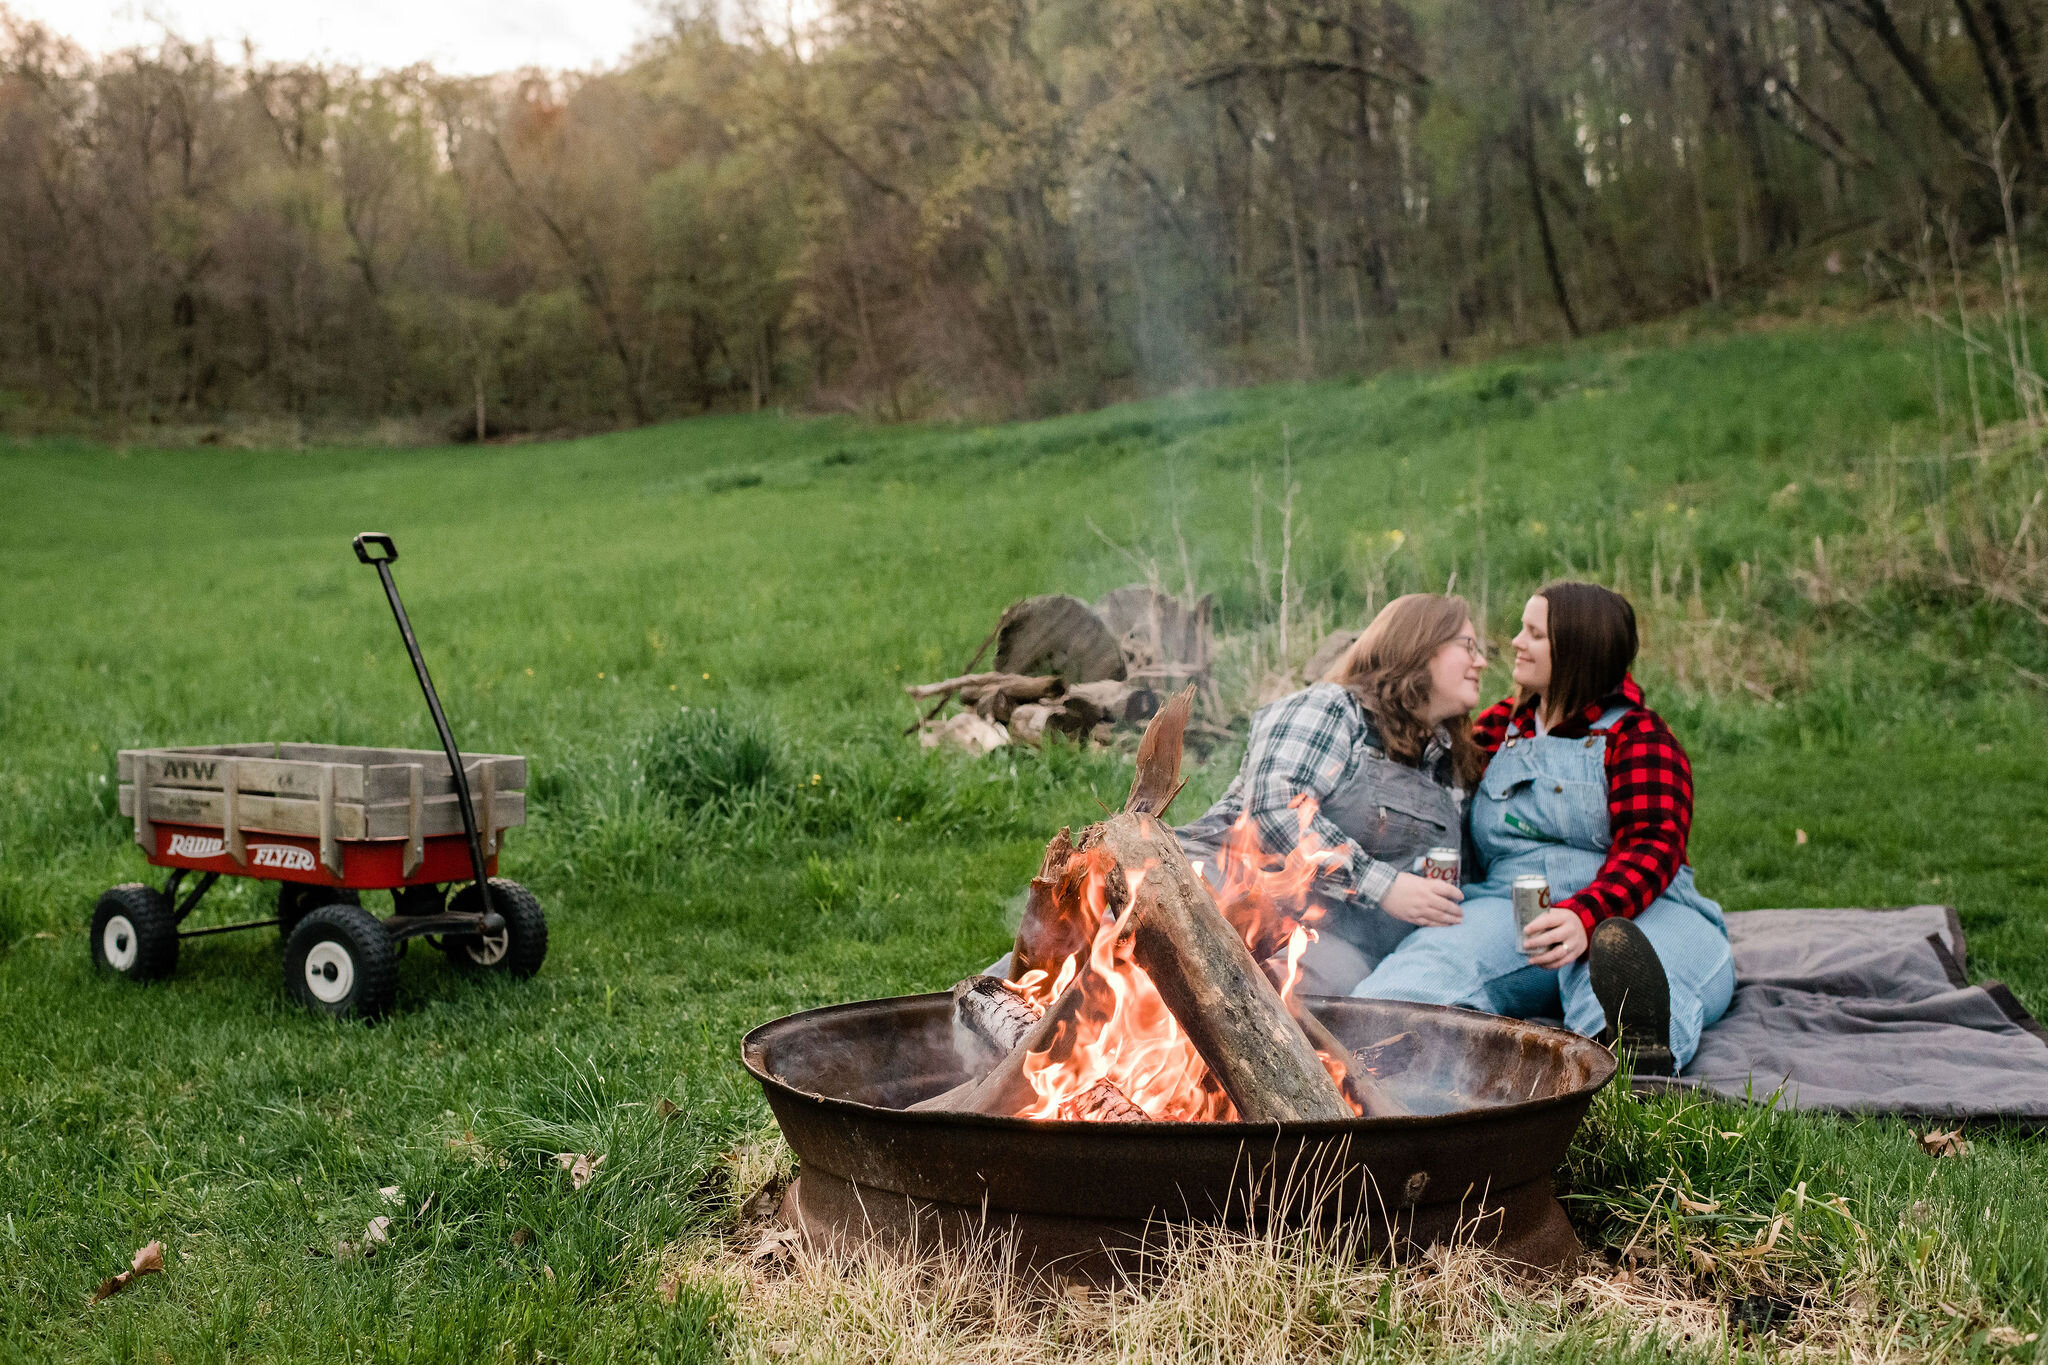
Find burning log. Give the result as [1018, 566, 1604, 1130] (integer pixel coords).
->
[916, 686, 1352, 1125]
[951, 974, 1044, 1069]
[1059, 1079, 1148, 1122]
[911, 966, 1093, 1114]
[1355, 1030, 1421, 1077]
[1011, 828, 1090, 981]
[1257, 960, 1408, 1118]
[1095, 812, 1353, 1123]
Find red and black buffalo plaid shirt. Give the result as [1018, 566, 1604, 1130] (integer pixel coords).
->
[1470, 675, 1692, 931]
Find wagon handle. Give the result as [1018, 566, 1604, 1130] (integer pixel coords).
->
[352, 532, 398, 565]
[352, 532, 498, 928]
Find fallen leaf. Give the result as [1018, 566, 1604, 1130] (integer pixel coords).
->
[1611, 1267, 1637, 1289]
[1689, 1246, 1718, 1275]
[1676, 1194, 1721, 1215]
[542, 1264, 555, 1283]
[1987, 1327, 2039, 1347]
[365, 1216, 391, 1246]
[749, 1227, 800, 1263]
[33, 931, 56, 940]
[378, 1186, 402, 1205]
[1918, 1129, 1972, 1158]
[91, 1240, 165, 1302]
[554, 1152, 605, 1190]
[510, 1227, 534, 1248]
[1794, 828, 1808, 845]
[655, 1097, 679, 1119]
[1065, 1281, 1092, 1305]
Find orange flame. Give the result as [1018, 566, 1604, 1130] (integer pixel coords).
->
[1006, 797, 1366, 1121]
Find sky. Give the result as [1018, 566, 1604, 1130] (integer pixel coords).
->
[10, 0, 680, 75]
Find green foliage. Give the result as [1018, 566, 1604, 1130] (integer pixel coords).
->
[1, 319, 2046, 1358]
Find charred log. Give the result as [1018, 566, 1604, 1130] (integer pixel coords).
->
[1095, 812, 1353, 1123]
[952, 974, 1044, 1069]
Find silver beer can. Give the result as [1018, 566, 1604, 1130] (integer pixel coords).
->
[1423, 847, 1460, 883]
[1512, 874, 1552, 933]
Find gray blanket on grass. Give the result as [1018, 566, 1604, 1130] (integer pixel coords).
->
[1662, 905, 2048, 1121]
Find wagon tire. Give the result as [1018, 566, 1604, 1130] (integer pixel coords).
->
[91, 884, 179, 982]
[284, 904, 396, 1021]
[278, 883, 360, 940]
[442, 879, 547, 979]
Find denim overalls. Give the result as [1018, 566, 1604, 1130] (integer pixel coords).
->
[1352, 705, 1735, 1068]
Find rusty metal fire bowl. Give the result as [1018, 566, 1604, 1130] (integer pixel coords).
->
[742, 993, 1617, 1281]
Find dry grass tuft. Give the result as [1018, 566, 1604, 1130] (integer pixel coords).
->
[648, 1210, 1814, 1364]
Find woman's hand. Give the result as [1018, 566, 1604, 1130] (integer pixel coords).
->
[1379, 872, 1464, 926]
[1522, 907, 1589, 968]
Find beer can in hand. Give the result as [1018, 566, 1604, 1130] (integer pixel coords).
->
[1423, 847, 1460, 883]
[1512, 874, 1551, 940]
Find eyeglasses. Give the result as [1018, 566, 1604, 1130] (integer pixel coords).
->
[1452, 635, 1487, 661]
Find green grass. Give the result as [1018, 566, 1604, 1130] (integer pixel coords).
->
[2, 317, 2046, 1361]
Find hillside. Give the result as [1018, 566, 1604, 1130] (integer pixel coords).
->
[2, 316, 2046, 1359]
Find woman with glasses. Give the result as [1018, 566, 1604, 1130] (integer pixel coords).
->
[1352, 581, 1734, 1076]
[1175, 593, 1490, 996]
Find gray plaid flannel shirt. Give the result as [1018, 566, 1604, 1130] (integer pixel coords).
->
[1177, 683, 1457, 910]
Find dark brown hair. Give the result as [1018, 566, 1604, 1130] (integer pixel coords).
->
[1324, 593, 1486, 787]
[1528, 580, 1638, 726]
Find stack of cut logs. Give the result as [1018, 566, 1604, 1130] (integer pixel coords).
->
[909, 587, 1220, 754]
[908, 688, 1409, 1123]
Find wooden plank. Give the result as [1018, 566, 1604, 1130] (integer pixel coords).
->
[318, 764, 340, 877]
[134, 755, 154, 851]
[121, 785, 369, 839]
[115, 748, 526, 801]
[118, 786, 526, 841]
[222, 757, 248, 866]
[364, 792, 524, 840]
[274, 745, 526, 789]
[476, 760, 497, 856]
[403, 765, 424, 877]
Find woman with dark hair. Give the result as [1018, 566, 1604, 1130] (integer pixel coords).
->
[1174, 593, 1489, 996]
[1352, 581, 1734, 1075]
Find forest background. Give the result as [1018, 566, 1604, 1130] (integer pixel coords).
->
[4, 0, 2044, 437]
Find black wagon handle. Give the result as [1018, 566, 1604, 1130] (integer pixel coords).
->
[352, 532, 497, 926]
[352, 532, 397, 565]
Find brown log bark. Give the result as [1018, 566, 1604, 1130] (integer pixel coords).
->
[1259, 961, 1409, 1118]
[1096, 812, 1352, 1123]
[1011, 827, 1089, 980]
[910, 957, 1097, 1114]
[1124, 684, 1195, 817]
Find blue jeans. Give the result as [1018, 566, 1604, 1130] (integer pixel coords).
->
[1353, 887, 1736, 1068]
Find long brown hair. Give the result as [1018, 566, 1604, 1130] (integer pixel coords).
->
[1323, 593, 1485, 787]
[1527, 580, 1638, 726]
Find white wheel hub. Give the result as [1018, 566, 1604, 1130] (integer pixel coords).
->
[304, 941, 355, 1003]
[462, 926, 510, 966]
[103, 914, 138, 971]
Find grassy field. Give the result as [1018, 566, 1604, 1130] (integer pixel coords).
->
[3, 314, 2047, 1362]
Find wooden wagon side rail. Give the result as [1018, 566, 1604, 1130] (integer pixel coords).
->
[118, 745, 527, 878]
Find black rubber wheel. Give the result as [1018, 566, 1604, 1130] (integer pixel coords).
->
[283, 904, 397, 1020]
[278, 883, 360, 940]
[441, 879, 547, 979]
[90, 884, 179, 982]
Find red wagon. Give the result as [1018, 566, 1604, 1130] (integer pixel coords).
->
[90, 534, 547, 1019]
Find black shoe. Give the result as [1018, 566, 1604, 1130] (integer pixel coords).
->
[1589, 918, 1677, 1077]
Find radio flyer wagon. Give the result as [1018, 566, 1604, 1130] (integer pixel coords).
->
[90, 533, 547, 1020]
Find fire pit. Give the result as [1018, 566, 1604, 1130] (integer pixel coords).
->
[743, 991, 1616, 1281]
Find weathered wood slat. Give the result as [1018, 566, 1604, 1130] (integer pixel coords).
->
[117, 748, 526, 802]
[119, 786, 526, 841]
